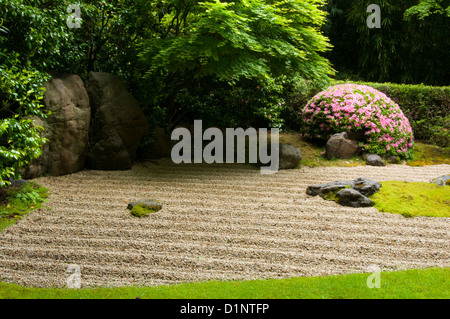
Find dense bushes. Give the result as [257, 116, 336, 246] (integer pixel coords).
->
[176, 79, 284, 129]
[0, 63, 49, 187]
[302, 84, 415, 159]
[0, 0, 64, 187]
[288, 81, 449, 149]
[325, 0, 449, 85]
[344, 82, 450, 148]
[137, 0, 334, 130]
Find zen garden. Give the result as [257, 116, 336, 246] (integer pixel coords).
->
[0, 0, 448, 302]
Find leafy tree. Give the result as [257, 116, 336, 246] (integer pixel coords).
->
[0, 0, 71, 187]
[1, 0, 335, 187]
[325, 0, 449, 85]
[138, 0, 335, 129]
[404, 0, 450, 20]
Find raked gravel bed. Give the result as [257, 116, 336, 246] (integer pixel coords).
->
[0, 160, 449, 288]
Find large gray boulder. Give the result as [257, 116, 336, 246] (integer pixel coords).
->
[22, 74, 91, 178]
[279, 143, 302, 169]
[365, 154, 386, 167]
[85, 72, 149, 170]
[325, 132, 360, 159]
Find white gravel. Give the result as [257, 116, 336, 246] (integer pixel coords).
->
[0, 160, 449, 288]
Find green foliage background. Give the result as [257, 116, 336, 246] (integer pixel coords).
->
[0, 0, 448, 187]
[325, 0, 449, 85]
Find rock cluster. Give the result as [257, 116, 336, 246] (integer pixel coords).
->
[22, 72, 149, 178]
[307, 177, 382, 207]
[324, 132, 401, 167]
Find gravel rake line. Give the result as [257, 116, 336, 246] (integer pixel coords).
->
[44, 203, 449, 231]
[6, 220, 449, 250]
[38, 163, 450, 186]
[30, 202, 450, 232]
[1, 233, 448, 266]
[5, 229, 450, 254]
[0, 162, 449, 288]
[7, 209, 449, 246]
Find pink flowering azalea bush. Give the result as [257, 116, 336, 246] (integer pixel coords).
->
[302, 84, 414, 159]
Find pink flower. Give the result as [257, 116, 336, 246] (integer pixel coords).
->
[301, 84, 414, 157]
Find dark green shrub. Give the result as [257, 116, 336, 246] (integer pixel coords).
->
[324, 0, 449, 85]
[0, 0, 75, 187]
[173, 77, 288, 130]
[282, 78, 329, 131]
[0, 60, 49, 187]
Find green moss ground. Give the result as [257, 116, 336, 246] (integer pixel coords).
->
[279, 132, 449, 168]
[372, 181, 450, 218]
[0, 182, 49, 232]
[277, 131, 364, 167]
[407, 142, 450, 166]
[0, 267, 448, 299]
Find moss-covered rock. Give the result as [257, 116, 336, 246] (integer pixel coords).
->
[306, 177, 380, 207]
[130, 204, 156, 217]
[127, 199, 162, 217]
[431, 175, 450, 187]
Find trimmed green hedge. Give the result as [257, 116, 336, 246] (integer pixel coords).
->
[287, 81, 449, 148]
